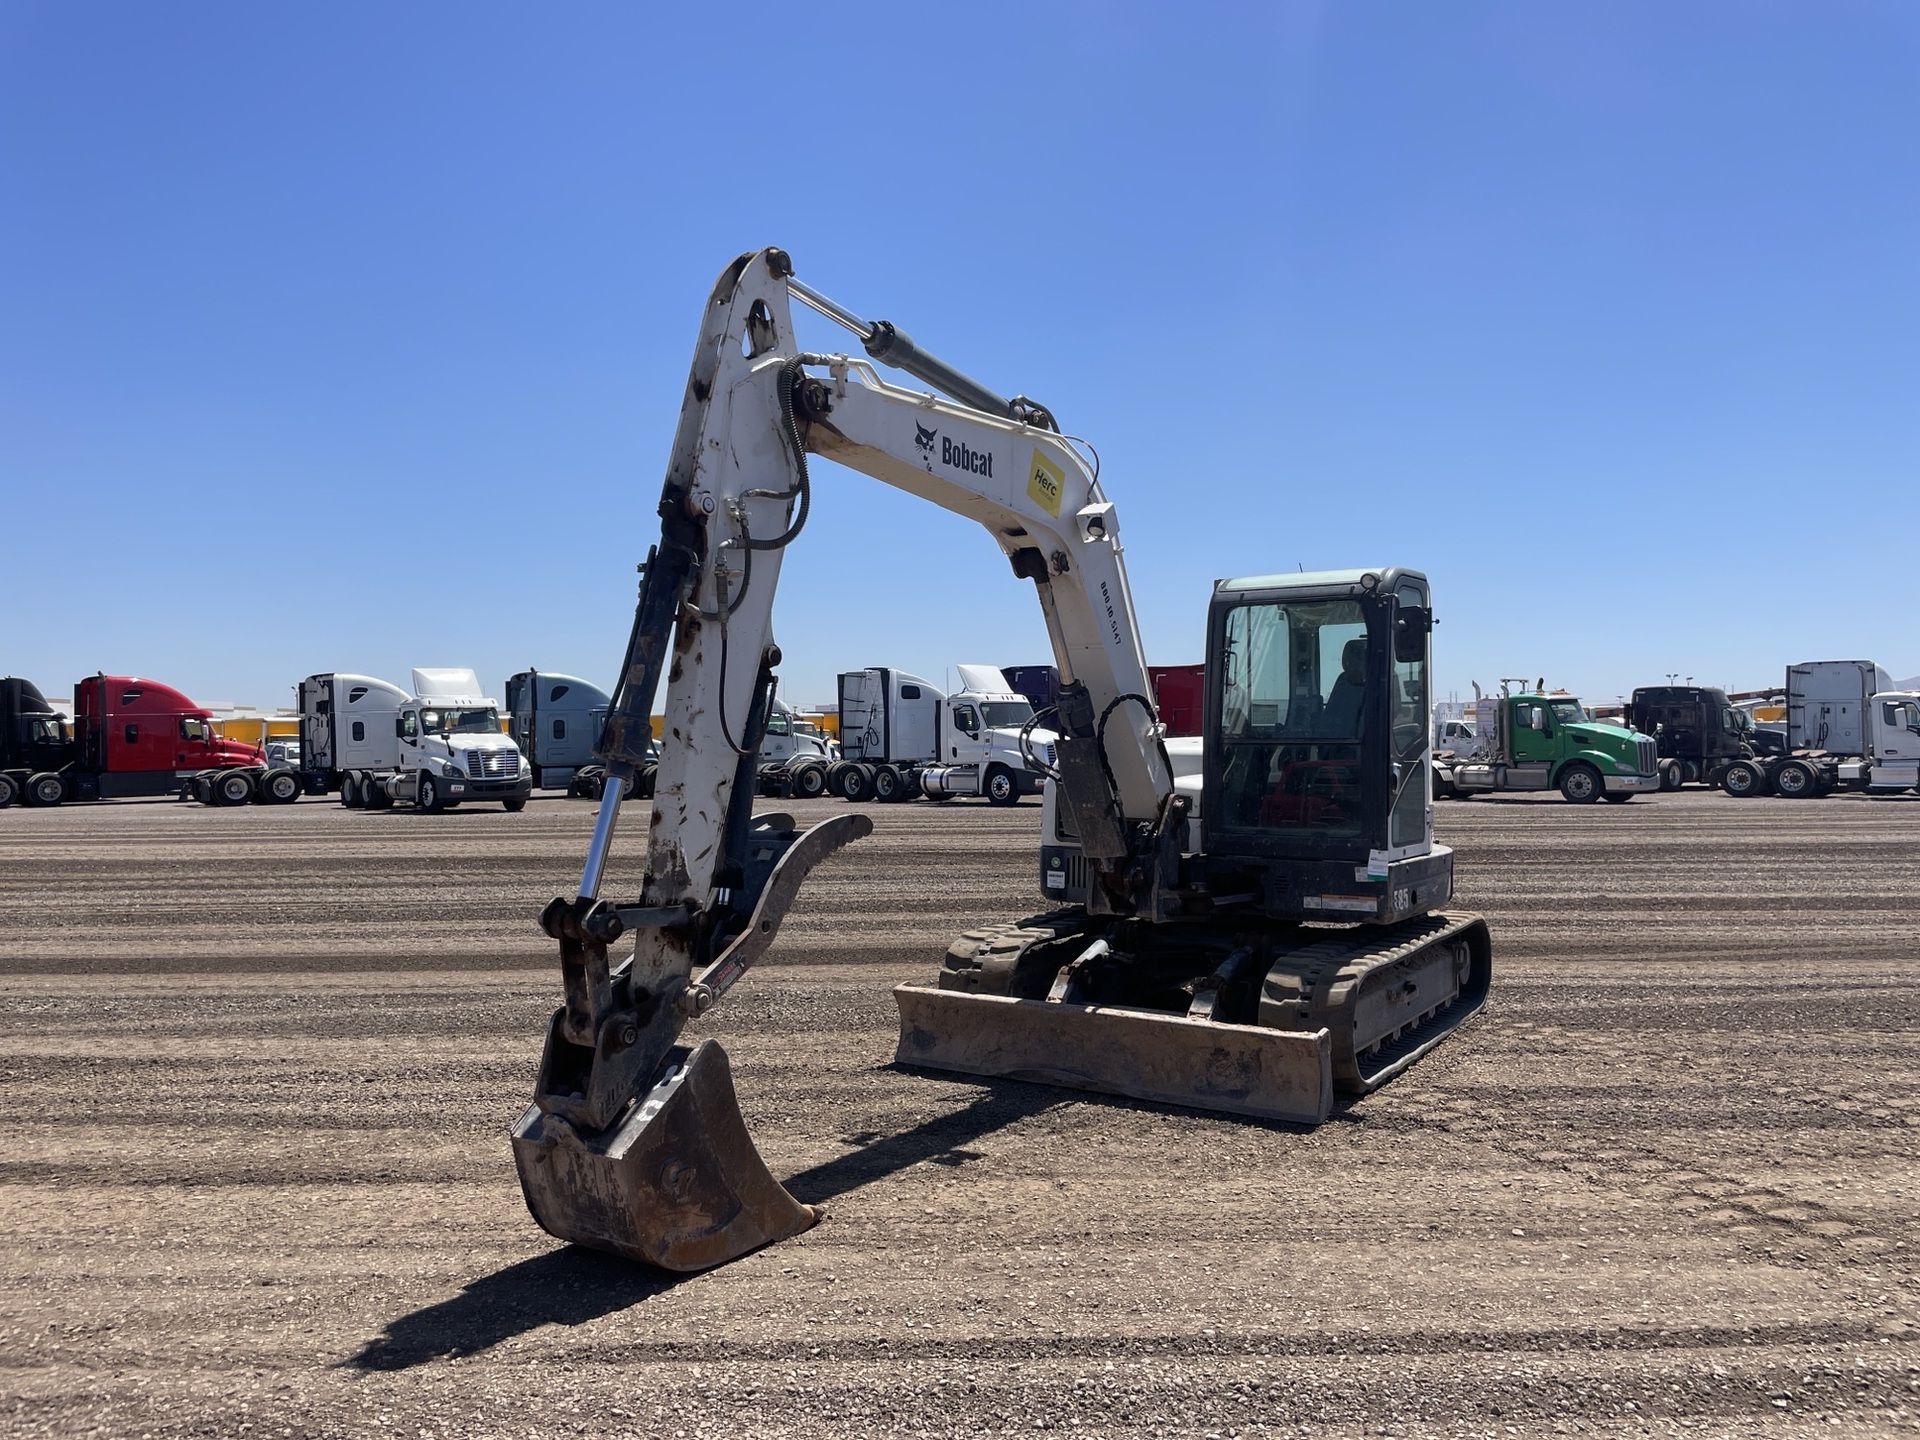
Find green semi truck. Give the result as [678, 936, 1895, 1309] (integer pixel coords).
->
[1433, 680, 1659, 803]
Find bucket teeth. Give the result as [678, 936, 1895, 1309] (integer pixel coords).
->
[511, 1038, 818, 1272]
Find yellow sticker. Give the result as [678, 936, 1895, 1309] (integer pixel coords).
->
[1027, 449, 1065, 517]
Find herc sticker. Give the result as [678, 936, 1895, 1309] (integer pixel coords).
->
[1027, 449, 1065, 517]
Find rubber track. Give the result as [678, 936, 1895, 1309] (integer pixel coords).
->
[1266, 911, 1492, 1094]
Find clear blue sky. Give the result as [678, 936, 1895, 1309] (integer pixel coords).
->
[5, 2, 1916, 712]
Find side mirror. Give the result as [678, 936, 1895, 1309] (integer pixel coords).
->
[396, 718, 406, 739]
[1528, 707, 1546, 732]
[1393, 607, 1432, 663]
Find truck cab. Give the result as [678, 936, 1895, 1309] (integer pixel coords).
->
[505, 670, 612, 791]
[395, 668, 532, 812]
[1627, 684, 1760, 788]
[1868, 692, 1920, 791]
[0, 677, 78, 807]
[73, 674, 269, 802]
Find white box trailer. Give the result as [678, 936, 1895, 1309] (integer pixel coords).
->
[1720, 660, 1920, 798]
[828, 663, 1055, 804]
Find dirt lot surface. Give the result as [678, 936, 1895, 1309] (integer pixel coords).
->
[3, 789, 1918, 1438]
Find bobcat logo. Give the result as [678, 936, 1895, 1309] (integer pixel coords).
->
[914, 422, 938, 453]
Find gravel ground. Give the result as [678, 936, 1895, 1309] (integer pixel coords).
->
[1, 788, 1917, 1438]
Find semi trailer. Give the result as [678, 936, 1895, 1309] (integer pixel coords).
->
[1719, 660, 1920, 797]
[1431, 680, 1659, 802]
[1, 673, 291, 808]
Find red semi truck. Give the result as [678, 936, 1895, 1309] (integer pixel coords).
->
[0, 673, 299, 808]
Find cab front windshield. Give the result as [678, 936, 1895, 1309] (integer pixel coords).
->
[421, 707, 500, 736]
[1218, 597, 1370, 839]
[979, 701, 1034, 729]
[1725, 707, 1753, 735]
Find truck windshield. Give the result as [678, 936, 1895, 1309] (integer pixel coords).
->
[1725, 708, 1752, 734]
[422, 707, 500, 735]
[979, 701, 1035, 729]
[1546, 700, 1589, 724]
[29, 717, 69, 745]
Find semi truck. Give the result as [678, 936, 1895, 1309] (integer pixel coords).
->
[1624, 684, 1767, 790]
[505, 670, 613, 792]
[300, 668, 533, 811]
[830, 663, 1054, 803]
[1718, 660, 1920, 798]
[1431, 680, 1660, 803]
[1, 673, 293, 808]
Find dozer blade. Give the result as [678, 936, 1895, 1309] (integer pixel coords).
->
[892, 985, 1334, 1124]
[510, 1038, 818, 1272]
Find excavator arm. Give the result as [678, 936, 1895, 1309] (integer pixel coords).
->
[513, 248, 1177, 1268]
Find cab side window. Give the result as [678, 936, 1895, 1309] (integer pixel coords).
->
[953, 704, 981, 736]
[552, 719, 566, 740]
[351, 721, 366, 743]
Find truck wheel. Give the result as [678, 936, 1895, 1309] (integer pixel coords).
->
[872, 764, 903, 802]
[339, 773, 363, 808]
[1720, 760, 1763, 797]
[637, 763, 657, 799]
[263, 770, 301, 804]
[792, 763, 828, 798]
[1432, 766, 1457, 800]
[1772, 760, 1818, 798]
[216, 770, 255, 806]
[1659, 761, 1683, 791]
[0, 775, 15, 809]
[24, 772, 66, 807]
[418, 775, 442, 812]
[841, 764, 874, 803]
[502, 797, 527, 812]
[1557, 763, 1602, 804]
[827, 761, 855, 798]
[985, 765, 1020, 807]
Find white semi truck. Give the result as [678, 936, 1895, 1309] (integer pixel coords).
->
[828, 663, 1055, 803]
[299, 668, 532, 811]
[1719, 660, 1920, 798]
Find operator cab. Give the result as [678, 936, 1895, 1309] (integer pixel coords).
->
[1193, 568, 1451, 924]
[1204, 568, 1432, 862]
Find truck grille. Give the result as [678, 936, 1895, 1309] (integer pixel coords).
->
[1637, 737, 1657, 775]
[468, 750, 519, 779]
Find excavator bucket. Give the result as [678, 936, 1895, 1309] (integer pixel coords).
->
[511, 1038, 819, 1272]
[892, 986, 1335, 1124]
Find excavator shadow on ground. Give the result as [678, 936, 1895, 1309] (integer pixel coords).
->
[352, 1075, 1352, 1371]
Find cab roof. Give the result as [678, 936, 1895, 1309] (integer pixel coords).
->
[1214, 566, 1426, 596]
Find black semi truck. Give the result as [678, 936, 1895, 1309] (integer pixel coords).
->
[1625, 684, 1779, 790]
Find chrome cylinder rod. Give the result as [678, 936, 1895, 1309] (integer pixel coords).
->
[577, 774, 628, 901]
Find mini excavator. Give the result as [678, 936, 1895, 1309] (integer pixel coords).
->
[511, 248, 1491, 1270]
